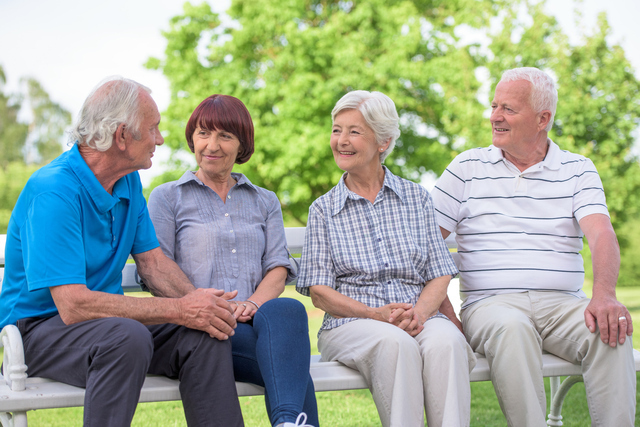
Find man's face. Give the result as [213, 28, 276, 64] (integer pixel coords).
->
[490, 80, 542, 153]
[126, 90, 164, 170]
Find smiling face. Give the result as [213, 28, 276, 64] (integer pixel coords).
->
[490, 79, 547, 156]
[126, 90, 163, 170]
[193, 126, 241, 180]
[330, 109, 385, 174]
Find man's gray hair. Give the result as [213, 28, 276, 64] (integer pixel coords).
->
[331, 90, 401, 163]
[70, 76, 151, 151]
[500, 67, 557, 132]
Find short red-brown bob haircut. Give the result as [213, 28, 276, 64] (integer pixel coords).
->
[185, 94, 254, 164]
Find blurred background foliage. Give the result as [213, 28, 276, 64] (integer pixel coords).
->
[1, 0, 639, 285]
[0, 65, 71, 231]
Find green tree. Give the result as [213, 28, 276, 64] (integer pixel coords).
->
[23, 78, 71, 164]
[0, 162, 41, 232]
[0, 65, 29, 168]
[147, 0, 509, 222]
[0, 66, 72, 233]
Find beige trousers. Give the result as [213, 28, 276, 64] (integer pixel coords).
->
[318, 317, 476, 427]
[461, 291, 636, 427]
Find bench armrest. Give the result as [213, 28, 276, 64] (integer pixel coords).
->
[1, 325, 27, 391]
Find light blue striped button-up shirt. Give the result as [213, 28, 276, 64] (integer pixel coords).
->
[148, 171, 293, 300]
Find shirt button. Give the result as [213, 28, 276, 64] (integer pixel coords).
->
[230, 230, 233, 233]
[377, 238, 381, 242]
[387, 281, 391, 284]
[113, 237, 116, 241]
[232, 249, 236, 253]
[384, 263, 389, 267]
[227, 195, 231, 199]
[225, 213, 229, 217]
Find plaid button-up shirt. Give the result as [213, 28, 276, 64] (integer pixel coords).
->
[296, 167, 458, 334]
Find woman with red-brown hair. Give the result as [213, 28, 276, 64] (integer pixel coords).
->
[148, 94, 318, 427]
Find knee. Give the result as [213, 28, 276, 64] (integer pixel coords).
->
[254, 298, 308, 331]
[258, 298, 307, 319]
[182, 327, 233, 357]
[423, 326, 469, 355]
[94, 318, 153, 364]
[481, 314, 539, 353]
[376, 327, 420, 360]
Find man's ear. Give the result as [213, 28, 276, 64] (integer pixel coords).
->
[114, 123, 128, 151]
[538, 110, 552, 131]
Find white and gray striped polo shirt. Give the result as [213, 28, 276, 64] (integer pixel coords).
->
[432, 139, 609, 308]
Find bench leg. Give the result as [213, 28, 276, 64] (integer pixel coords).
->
[0, 411, 28, 427]
[546, 375, 584, 426]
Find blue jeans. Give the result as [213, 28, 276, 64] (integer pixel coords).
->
[231, 298, 319, 426]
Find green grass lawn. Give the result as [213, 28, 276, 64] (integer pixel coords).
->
[10, 285, 640, 426]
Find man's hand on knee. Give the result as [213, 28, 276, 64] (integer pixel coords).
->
[178, 289, 238, 340]
[585, 295, 633, 347]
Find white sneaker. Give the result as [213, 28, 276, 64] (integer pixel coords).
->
[279, 412, 313, 427]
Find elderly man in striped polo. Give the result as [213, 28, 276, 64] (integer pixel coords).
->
[432, 67, 635, 427]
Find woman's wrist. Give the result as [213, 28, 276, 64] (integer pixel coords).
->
[247, 299, 260, 309]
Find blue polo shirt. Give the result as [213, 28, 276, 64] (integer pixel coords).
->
[0, 144, 159, 327]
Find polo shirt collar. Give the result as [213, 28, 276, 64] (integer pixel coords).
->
[331, 166, 404, 216]
[68, 144, 128, 213]
[540, 139, 562, 171]
[489, 138, 561, 172]
[178, 170, 259, 192]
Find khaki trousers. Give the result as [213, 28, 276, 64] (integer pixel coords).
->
[461, 291, 636, 427]
[318, 317, 476, 427]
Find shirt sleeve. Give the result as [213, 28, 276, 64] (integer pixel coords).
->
[147, 185, 177, 260]
[261, 191, 296, 283]
[296, 202, 336, 296]
[21, 192, 87, 291]
[421, 190, 459, 281]
[573, 158, 610, 222]
[432, 153, 466, 233]
[131, 195, 160, 255]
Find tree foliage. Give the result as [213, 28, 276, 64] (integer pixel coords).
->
[0, 66, 29, 168]
[148, 0, 640, 235]
[23, 78, 71, 164]
[0, 66, 72, 233]
[148, 0, 508, 222]
[0, 66, 72, 168]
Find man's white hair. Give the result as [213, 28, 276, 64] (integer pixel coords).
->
[500, 67, 557, 132]
[331, 90, 401, 163]
[70, 76, 151, 151]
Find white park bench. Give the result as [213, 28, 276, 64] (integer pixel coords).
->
[1, 229, 639, 427]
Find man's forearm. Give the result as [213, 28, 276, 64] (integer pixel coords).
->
[51, 284, 183, 325]
[133, 248, 196, 298]
[590, 227, 620, 298]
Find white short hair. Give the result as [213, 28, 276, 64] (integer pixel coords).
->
[500, 67, 557, 132]
[70, 76, 151, 151]
[331, 90, 400, 163]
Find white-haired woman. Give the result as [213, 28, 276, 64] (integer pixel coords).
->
[296, 90, 476, 427]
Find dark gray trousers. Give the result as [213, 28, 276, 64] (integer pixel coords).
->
[17, 315, 244, 427]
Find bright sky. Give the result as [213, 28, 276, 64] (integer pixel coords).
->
[1, 0, 638, 182]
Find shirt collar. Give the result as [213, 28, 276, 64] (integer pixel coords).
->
[489, 138, 561, 172]
[540, 138, 562, 170]
[68, 144, 130, 213]
[331, 166, 404, 216]
[178, 170, 259, 192]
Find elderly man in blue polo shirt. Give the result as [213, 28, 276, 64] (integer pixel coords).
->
[433, 67, 636, 426]
[0, 77, 244, 426]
